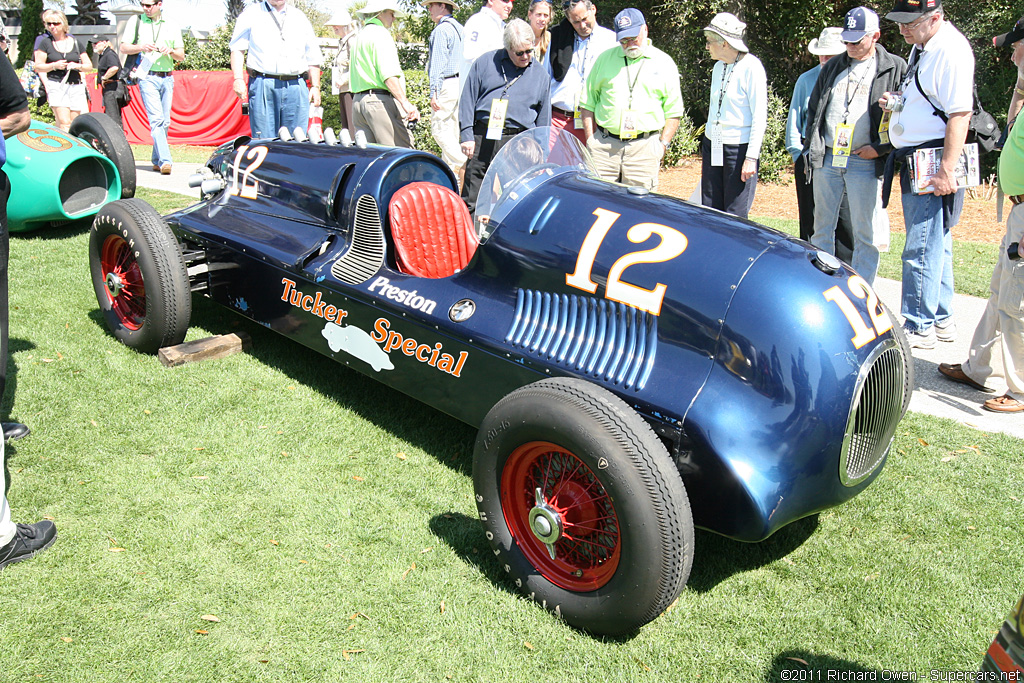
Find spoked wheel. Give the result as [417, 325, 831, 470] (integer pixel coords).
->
[70, 112, 136, 199]
[89, 199, 191, 353]
[474, 377, 694, 636]
[501, 441, 621, 592]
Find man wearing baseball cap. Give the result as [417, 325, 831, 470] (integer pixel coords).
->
[786, 27, 847, 244]
[882, 0, 974, 348]
[801, 7, 907, 285]
[937, 17, 1024, 412]
[579, 8, 684, 191]
[92, 35, 124, 129]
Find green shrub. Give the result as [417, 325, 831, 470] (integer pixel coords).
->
[179, 23, 234, 72]
[756, 85, 792, 184]
[663, 116, 702, 168]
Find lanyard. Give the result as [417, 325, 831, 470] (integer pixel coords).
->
[623, 55, 645, 109]
[499, 62, 524, 99]
[574, 34, 590, 81]
[712, 62, 735, 125]
[264, 1, 286, 41]
[843, 56, 874, 123]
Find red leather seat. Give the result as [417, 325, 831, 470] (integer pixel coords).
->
[388, 182, 478, 279]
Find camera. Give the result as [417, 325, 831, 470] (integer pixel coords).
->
[241, 102, 249, 116]
[1009, 242, 1021, 261]
[882, 92, 904, 112]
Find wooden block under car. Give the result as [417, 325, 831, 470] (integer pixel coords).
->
[158, 332, 252, 368]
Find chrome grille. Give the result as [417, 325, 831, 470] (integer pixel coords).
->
[330, 194, 385, 285]
[505, 289, 656, 391]
[840, 340, 907, 486]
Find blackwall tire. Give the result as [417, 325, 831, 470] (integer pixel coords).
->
[473, 377, 694, 636]
[70, 112, 137, 199]
[89, 199, 191, 354]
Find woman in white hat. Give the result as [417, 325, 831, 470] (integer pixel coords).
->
[325, 9, 358, 132]
[700, 12, 766, 219]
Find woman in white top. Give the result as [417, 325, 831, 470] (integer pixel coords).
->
[326, 10, 358, 133]
[700, 13, 767, 219]
[34, 10, 93, 132]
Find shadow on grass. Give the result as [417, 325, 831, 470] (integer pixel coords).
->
[86, 298, 479, 476]
[765, 650, 879, 682]
[9, 217, 92, 242]
[688, 515, 820, 592]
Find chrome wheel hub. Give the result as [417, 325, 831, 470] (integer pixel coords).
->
[105, 272, 124, 297]
[528, 487, 563, 559]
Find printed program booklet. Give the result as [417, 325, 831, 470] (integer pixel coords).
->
[909, 142, 980, 194]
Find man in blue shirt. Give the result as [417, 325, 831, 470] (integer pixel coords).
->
[459, 19, 551, 214]
[786, 27, 849, 245]
[425, 0, 466, 178]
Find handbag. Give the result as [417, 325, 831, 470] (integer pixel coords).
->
[914, 70, 1000, 154]
[120, 16, 142, 85]
[115, 79, 131, 108]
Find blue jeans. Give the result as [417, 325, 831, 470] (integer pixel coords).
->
[248, 76, 309, 140]
[138, 74, 174, 167]
[900, 187, 962, 332]
[811, 151, 883, 284]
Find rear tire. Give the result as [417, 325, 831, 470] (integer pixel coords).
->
[473, 377, 694, 636]
[70, 112, 136, 199]
[89, 199, 191, 353]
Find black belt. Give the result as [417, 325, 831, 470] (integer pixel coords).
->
[552, 105, 574, 117]
[1011, 194, 1024, 206]
[473, 120, 525, 137]
[249, 69, 307, 81]
[597, 124, 656, 141]
[359, 89, 392, 96]
[148, 70, 172, 77]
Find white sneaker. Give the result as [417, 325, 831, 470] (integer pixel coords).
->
[936, 318, 957, 342]
[903, 324, 936, 349]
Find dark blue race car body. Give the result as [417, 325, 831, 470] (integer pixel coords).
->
[90, 128, 911, 635]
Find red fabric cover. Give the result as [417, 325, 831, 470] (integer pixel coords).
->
[86, 71, 251, 146]
[388, 182, 478, 279]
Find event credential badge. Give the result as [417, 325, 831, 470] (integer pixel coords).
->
[487, 99, 509, 141]
[832, 122, 853, 168]
[619, 110, 639, 140]
[709, 122, 723, 167]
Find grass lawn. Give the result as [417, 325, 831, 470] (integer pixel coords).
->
[2, 187, 1020, 681]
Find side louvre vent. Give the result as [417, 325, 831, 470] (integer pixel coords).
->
[506, 289, 657, 391]
[331, 194, 385, 285]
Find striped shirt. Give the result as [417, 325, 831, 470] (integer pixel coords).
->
[427, 16, 463, 98]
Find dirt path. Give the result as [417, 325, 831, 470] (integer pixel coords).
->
[657, 156, 1009, 245]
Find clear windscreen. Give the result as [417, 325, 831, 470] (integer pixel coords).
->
[474, 127, 595, 241]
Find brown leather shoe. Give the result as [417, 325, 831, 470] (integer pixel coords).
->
[983, 394, 1024, 413]
[160, 163, 172, 175]
[938, 363, 994, 393]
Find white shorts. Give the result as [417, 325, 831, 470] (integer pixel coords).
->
[43, 78, 88, 112]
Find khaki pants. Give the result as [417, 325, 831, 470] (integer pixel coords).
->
[586, 128, 663, 191]
[353, 91, 413, 149]
[430, 78, 466, 175]
[963, 201, 1024, 400]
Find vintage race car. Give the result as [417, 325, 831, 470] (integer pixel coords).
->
[981, 591, 1024, 678]
[5, 113, 135, 232]
[87, 127, 912, 636]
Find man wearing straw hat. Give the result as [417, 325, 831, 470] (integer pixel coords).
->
[425, 0, 466, 178]
[786, 27, 845, 244]
[350, 0, 420, 148]
[325, 9, 357, 133]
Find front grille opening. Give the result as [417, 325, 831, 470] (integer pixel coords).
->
[59, 157, 112, 216]
[840, 341, 907, 486]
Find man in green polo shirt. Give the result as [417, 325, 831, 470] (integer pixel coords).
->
[938, 18, 1024, 413]
[350, 0, 419, 148]
[119, 0, 184, 174]
[579, 8, 682, 191]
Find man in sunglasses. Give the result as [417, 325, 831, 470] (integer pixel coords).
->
[120, 0, 185, 175]
[459, 19, 550, 214]
[882, 0, 974, 349]
[800, 6, 906, 285]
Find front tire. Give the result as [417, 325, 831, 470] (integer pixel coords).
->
[70, 112, 136, 199]
[89, 199, 191, 354]
[473, 377, 694, 636]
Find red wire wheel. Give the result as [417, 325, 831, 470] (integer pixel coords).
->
[100, 234, 146, 331]
[500, 441, 620, 592]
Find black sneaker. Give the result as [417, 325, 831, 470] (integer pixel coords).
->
[0, 520, 57, 569]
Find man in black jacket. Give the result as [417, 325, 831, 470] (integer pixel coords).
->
[801, 6, 907, 285]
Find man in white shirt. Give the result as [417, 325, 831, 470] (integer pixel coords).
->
[548, 0, 616, 145]
[230, 0, 323, 139]
[461, 0, 512, 89]
[882, 0, 974, 348]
